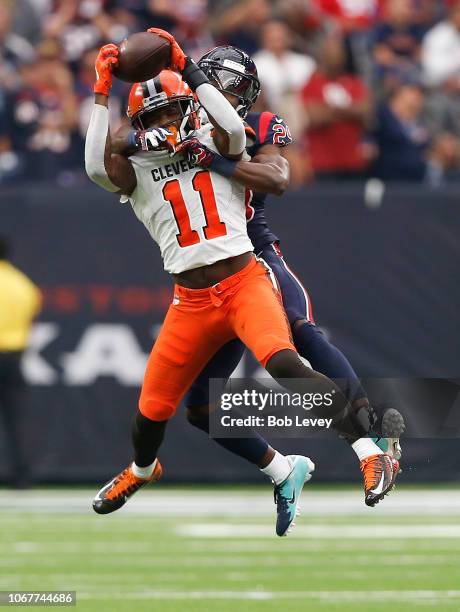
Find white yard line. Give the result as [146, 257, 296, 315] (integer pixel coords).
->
[177, 523, 460, 539]
[0, 555, 457, 576]
[0, 489, 459, 516]
[72, 589, 460, 602]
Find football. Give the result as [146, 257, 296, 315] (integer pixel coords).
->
[113, 31, 171, 83]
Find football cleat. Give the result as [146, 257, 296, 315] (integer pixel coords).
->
[92, 461, 162, 515]
[274, 455, 315, 537]
[381, 408, 405, 461]
[361, 453, 399, 507]
[373, 408, 405, 469]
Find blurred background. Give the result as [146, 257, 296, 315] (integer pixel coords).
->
[1, 0, 460, 486]
[4, 0, 460, 186]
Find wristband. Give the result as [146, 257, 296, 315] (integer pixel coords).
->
[210, 154, 237, 178]
[126, 130, 139, 151]
[182, 56, 209, 91]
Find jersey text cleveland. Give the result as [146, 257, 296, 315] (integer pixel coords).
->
[151, 159, 195, 182]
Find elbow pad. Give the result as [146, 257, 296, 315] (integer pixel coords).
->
[85, 104, 119, 193]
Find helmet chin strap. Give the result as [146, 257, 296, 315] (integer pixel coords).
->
[178, 100, 199, 142]
[236, 102, 248, 118]
[178, 112, 191, 142]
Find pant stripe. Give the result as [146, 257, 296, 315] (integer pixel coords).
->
[256, 254, 280, 292]
[270, 243, 314, 323]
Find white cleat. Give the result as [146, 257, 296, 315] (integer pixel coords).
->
[274, 455, 315, 537]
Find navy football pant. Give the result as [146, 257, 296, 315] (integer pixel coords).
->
[185, 242, 367, 463]
[260, 244, 366, 404]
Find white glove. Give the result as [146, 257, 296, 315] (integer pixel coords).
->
[134, 127, 173, 152]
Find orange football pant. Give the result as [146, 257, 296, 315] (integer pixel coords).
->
[139, 256, 295, 421]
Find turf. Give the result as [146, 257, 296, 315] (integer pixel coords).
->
[1, 488, 460, 611]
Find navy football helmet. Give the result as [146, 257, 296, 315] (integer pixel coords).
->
[198, 46, 261, 117]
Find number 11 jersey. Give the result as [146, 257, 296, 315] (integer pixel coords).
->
[120, 123, 253, 274]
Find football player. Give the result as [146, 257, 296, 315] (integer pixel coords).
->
[85, 31, 398, 535]
[183, 46, 404, 498]
[113, 43, 403, 509]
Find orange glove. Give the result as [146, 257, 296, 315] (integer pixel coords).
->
[147, 27, 186, 72]
[94, 44, 119, 96]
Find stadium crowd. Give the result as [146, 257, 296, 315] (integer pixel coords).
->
[2, 0, 460, 187]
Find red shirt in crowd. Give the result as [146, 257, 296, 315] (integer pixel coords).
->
[312, 0, 381, 31]
[301, 72, 369, 173]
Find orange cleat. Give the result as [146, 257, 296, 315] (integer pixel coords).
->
[360, 453, 399, 507]
[92, 461, 162, 514]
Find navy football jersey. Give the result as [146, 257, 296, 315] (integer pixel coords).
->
[244, 111, 293, 253]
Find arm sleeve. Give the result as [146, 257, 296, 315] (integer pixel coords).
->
[85, 104, 119, 193]
[195, 82, 246, 156]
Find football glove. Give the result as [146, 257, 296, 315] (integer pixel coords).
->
[176, 137, 214, 167]
[146, 27, 186, 72]
[94, 44, 119, 96]
[128, 127, 174, 153]
[176, 137, 237, 177]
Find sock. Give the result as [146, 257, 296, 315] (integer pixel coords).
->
[260, 451, 292, 485]
[187, 410, 269, 464]
[132, 460, 157, 479]
[351, 438, 383, 462]
[132, 410, 167, 467]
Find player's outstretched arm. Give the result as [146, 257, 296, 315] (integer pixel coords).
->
[85, 45, 137, 195]
[147, 28, 246, 160]
[234, 142, 290, 195]
[176, 139, 290, 195]
[233, 152, 290, 195]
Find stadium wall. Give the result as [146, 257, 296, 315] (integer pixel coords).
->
[1, 183, 459, 483]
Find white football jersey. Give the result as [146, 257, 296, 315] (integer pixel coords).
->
[120, 123, 253, 274]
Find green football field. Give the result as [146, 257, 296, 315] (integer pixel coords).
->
[1, 486, 460, 612]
